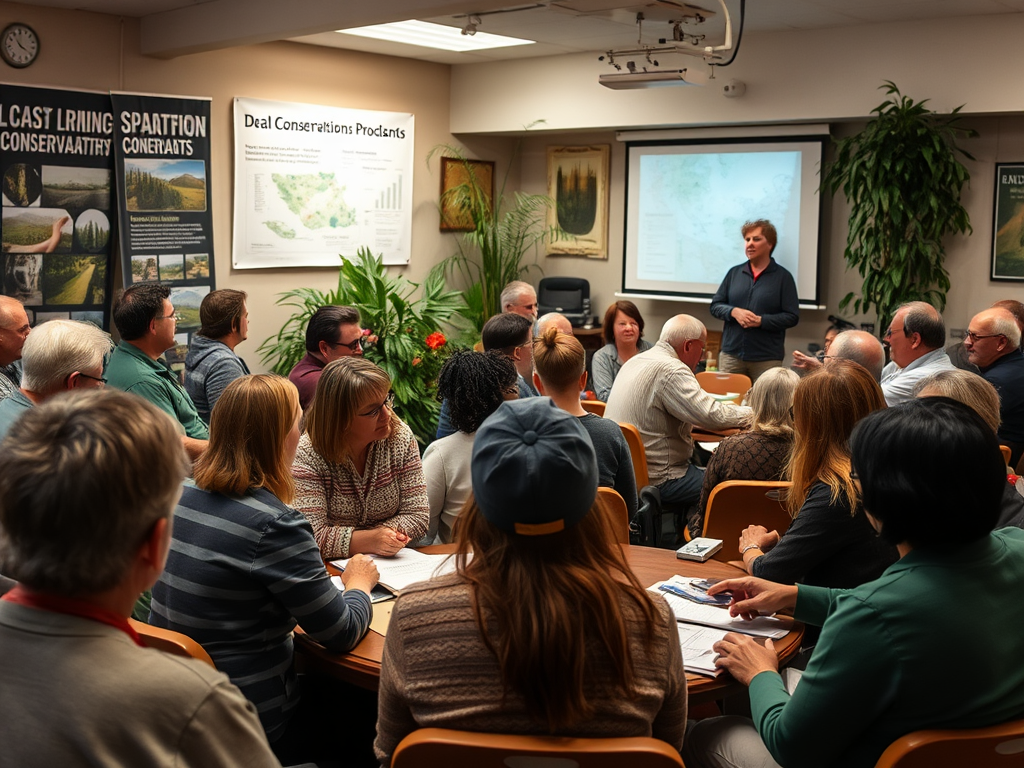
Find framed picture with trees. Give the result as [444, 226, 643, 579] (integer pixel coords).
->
[547, 144, 610, 260]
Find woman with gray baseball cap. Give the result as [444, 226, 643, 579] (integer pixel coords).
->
[374, 397, 687, 765]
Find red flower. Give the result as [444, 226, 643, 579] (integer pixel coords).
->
[425, 332, 447, 350]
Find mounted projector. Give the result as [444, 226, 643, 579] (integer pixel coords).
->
[599, 68, 703, 89]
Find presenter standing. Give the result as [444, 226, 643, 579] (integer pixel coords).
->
[710, 219, 799, 382]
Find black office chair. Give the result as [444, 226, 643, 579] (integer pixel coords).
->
[537, 277, 590, 326]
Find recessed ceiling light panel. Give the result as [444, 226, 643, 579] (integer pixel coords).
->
[336, 20, 535, 52]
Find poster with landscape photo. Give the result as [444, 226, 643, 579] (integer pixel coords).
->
[0, 84, 115, 330]
[111, 91, 215, 294]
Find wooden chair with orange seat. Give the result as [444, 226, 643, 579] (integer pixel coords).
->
[129, 619, 216, 668]
[392, 728, 685, 768]
[696, 371, 752, 404]
[582, 399, 606, 417]
[597, 487, 630, 544]
[701, 480, 792, 563]
[873, 717, 1024, 768]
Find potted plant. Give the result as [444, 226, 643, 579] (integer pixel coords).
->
[429, 142, 555, 332]
[257, 247, 465, 448]
[822, 81, 976, 330]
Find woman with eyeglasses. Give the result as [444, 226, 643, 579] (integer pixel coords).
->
[150, 374, 379, 765]
[421, 350, 518, 544]
[292, 356, 429, 558]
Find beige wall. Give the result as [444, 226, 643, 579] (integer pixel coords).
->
[4, 0, 1021, 369]
[0, 1, 515, 371]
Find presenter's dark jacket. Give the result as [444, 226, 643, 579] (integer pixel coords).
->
[710, 257, 799, 362]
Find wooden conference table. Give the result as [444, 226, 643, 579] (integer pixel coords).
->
[297, 543, 803, 705]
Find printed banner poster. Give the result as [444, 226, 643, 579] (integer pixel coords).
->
[233, 97, 415, 268]
[0, 83, 115, 331]
[111, 91, 215, 381]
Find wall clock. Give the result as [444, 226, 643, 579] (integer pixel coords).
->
[2, 23, 39, 69]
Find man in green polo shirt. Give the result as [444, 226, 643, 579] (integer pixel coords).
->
[107, 283, 209, 460]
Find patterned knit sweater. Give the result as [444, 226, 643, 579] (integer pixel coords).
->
[291, 419, 429, 559]
[374, 573, 688, 766]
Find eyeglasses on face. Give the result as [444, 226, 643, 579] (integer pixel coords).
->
[359, 391, 395, 419]
[155, 312, 182, 323]
[964, 330, 1005, 343]
[883, 326, 905, 339]
[77, 372, 107, 385]
[330, 337, 363, 352]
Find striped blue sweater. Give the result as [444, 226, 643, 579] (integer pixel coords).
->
[150, 482, 372, 742]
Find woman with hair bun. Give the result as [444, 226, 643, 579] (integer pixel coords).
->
[533, 326, 638, 520]
[591, 300, 652, 401]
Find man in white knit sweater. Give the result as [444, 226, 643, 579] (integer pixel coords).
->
[606, 314, 751, 517]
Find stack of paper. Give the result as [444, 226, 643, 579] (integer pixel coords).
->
[648, 576, 789, 639]
[332, 548, 460, 594]
[676, 623, 729, 677]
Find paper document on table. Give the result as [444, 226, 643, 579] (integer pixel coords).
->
[676, 623, 727, 677]
[330, 575, 395, 604]
[649, 578, 789, 638]
[332, 548, 460, 593]
[710, 391, 740, 401]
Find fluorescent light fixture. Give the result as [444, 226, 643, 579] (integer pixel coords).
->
[599, 69, 705, 89]
[336, 20, 534, 52]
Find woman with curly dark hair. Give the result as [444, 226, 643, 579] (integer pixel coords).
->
[422, 350, 518, 543]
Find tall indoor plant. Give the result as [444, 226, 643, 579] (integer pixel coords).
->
[822, 81, 976, 330]
[429, 141, 555, 331]
[257, 247, 464, 447]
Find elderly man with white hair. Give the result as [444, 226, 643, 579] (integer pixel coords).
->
[825, 330, 886, 382]
[536, 312, 572, 337]
[606, 314, 751, 527]
[0, 319, 112, 439]
[0, 295, 31, 400]
[500, 280, 539, 322]
[965, 306, 1024, 467]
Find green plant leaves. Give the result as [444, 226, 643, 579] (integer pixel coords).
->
[822, 81, 974, 330]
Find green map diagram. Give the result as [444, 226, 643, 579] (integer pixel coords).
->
[266, 172, 357, 234]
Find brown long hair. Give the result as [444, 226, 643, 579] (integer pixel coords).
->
[305, 357, 396, 463]
[786, 359, 885, 515]
[453, 495, 660, 731]
[193, 374, 299, 504]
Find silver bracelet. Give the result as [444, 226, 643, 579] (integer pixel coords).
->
[740, 544, 762, 555]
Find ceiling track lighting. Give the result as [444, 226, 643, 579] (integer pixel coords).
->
[462, 14, 482, 35]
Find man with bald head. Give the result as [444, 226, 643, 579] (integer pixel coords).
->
[826, 330, 886, 382]
[536, 312, 572, 337]
[0, 295, 30, 400]
[879, 301, 954, 406]
[606, 314, 751, 530]
[965, 306, 1024, 466]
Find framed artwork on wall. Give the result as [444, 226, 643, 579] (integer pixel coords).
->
[439, 157, 494, 232]
[547, 144, 610, 260]
[992, 163, 1024, 281]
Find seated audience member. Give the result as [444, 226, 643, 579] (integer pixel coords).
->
[684, 398, 1024, 768]
[823, 329, 885, 382]
[737, 360, 897, 591]
[790, 324, 841, 376]
[422, 350, 518, 544]
[965, 306, 1024, 467]
[184, 288, 251, 422]
[591, 300, 652, 402]
[292, 357, 428, 559]
[879, 301, 954, 406]
[536, 311, 572, 336]
[500, 280, 539, 322]
[374, 398, 687, 766]
[287, 305, 363, 410]
[533, 326, 638, 520]
[150, 374, 377, 765]
[0, 318, 111, 439]
[0, 389, 280, 767]
[606, 314, 751, 523]
[435, 312, 537, 440]
[0, 295, 30, 399]
[693, 368, 799, 539]
[914, 369, 1024, 529]
[106, 283, 208, 460]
